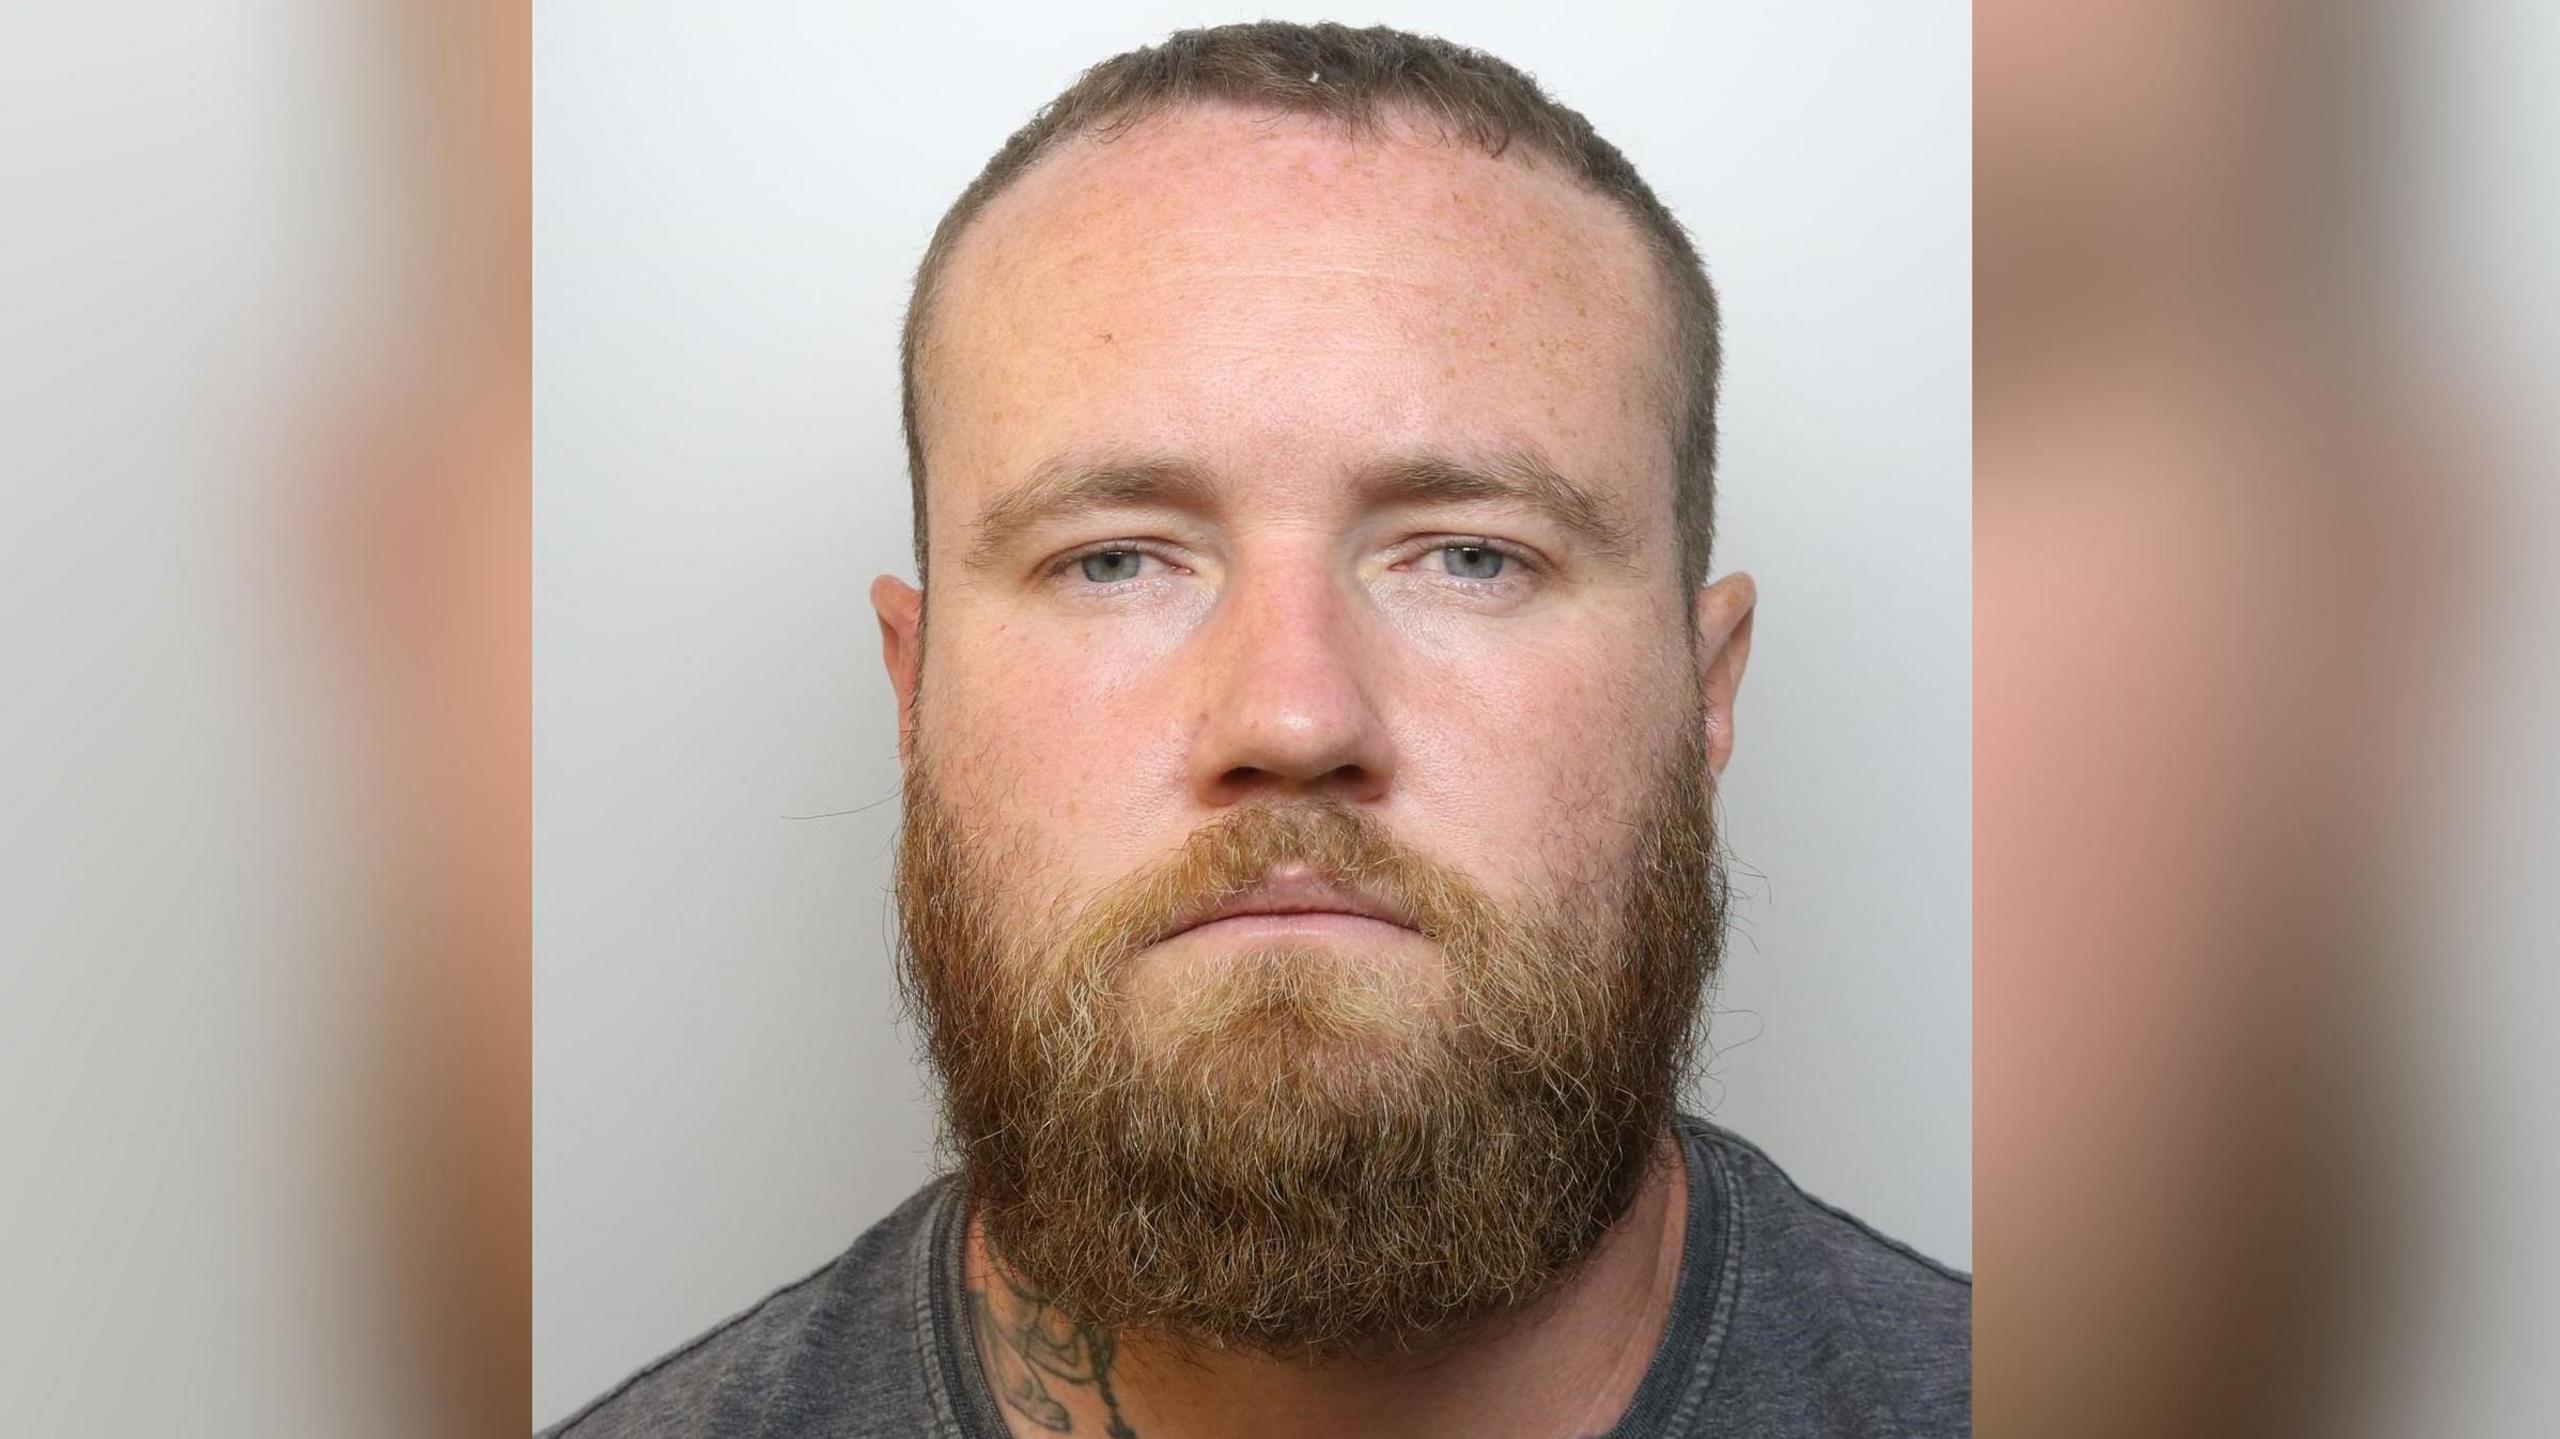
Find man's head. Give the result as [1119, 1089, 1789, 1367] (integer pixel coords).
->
[876, 21, 1755, 1355]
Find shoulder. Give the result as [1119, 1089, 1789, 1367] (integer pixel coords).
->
[1691, 1117, 1971, 1316]
[539, 1182, 954, 1439]
[1681, 1117, 1971, 1436]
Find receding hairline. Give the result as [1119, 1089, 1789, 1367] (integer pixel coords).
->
[909, 98, 1673, 390]
[906, 101, 1687, 530]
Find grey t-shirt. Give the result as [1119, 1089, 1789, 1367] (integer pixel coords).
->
[544, 1117, 1970, 1437]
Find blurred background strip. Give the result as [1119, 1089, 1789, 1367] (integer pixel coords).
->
[1978, 0, 2557, 1435]
[1, 1, 525, 1433]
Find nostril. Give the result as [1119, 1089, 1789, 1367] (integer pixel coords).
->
[1188, 658, 1395, 801]
[1215, 764, 1272, 795]
[1214, 761, 1376, 802]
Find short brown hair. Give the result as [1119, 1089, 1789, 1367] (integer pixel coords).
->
[899, 20, 1722, 587]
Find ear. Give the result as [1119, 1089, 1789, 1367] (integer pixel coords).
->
[1693, 573, 1756, 779]
[871, 574, 924, 763]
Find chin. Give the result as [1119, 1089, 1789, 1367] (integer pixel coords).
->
[1135, 945, 1449, 1063]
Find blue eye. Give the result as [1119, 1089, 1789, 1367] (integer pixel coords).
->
[1077, 549, 1147, 583]
[1437, 544, 1507, 580]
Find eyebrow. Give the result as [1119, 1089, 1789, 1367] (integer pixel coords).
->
[963, 453, 1219, 574]
[960, 444, 1638, 572]
[1352, 449, 1637, 565]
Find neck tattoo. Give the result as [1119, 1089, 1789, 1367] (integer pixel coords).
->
[970, 1261, 1140, 1438]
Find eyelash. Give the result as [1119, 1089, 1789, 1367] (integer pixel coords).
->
[1045, 537, 1543, 586]
[1398, 537, 1538, 583]
[1049, 542, 1186, 586]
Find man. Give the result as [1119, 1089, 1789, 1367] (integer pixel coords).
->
[549, 21, 1967, 1438]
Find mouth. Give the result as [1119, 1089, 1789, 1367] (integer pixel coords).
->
[1156, 868, 1423, 946]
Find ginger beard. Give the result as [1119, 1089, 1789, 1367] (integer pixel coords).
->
[895, 720, 1724, 1357]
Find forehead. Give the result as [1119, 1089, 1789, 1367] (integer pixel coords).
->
[918, 104, 1676, 539]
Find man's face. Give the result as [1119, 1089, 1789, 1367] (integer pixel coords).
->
[897, 106, 1727, 990]
[879, 105, 1752, 1349]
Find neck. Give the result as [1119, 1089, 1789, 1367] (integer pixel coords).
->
[963, 1130, 1690, 1439]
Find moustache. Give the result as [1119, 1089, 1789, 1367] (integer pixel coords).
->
[1056, 799, 1501, 977]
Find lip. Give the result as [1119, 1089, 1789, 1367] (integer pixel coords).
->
[1158, 869, 1421, 944]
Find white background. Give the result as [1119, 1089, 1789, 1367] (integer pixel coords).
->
[535, 2, 1970, 1426]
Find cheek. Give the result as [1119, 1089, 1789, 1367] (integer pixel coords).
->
[1389, 616, 1686, 900]
[920, 619, 1196, 885]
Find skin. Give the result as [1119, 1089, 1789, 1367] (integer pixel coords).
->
[872, 104, 1754, 1438]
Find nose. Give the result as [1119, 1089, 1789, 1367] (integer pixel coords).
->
[1186, 560, 1395, 807]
